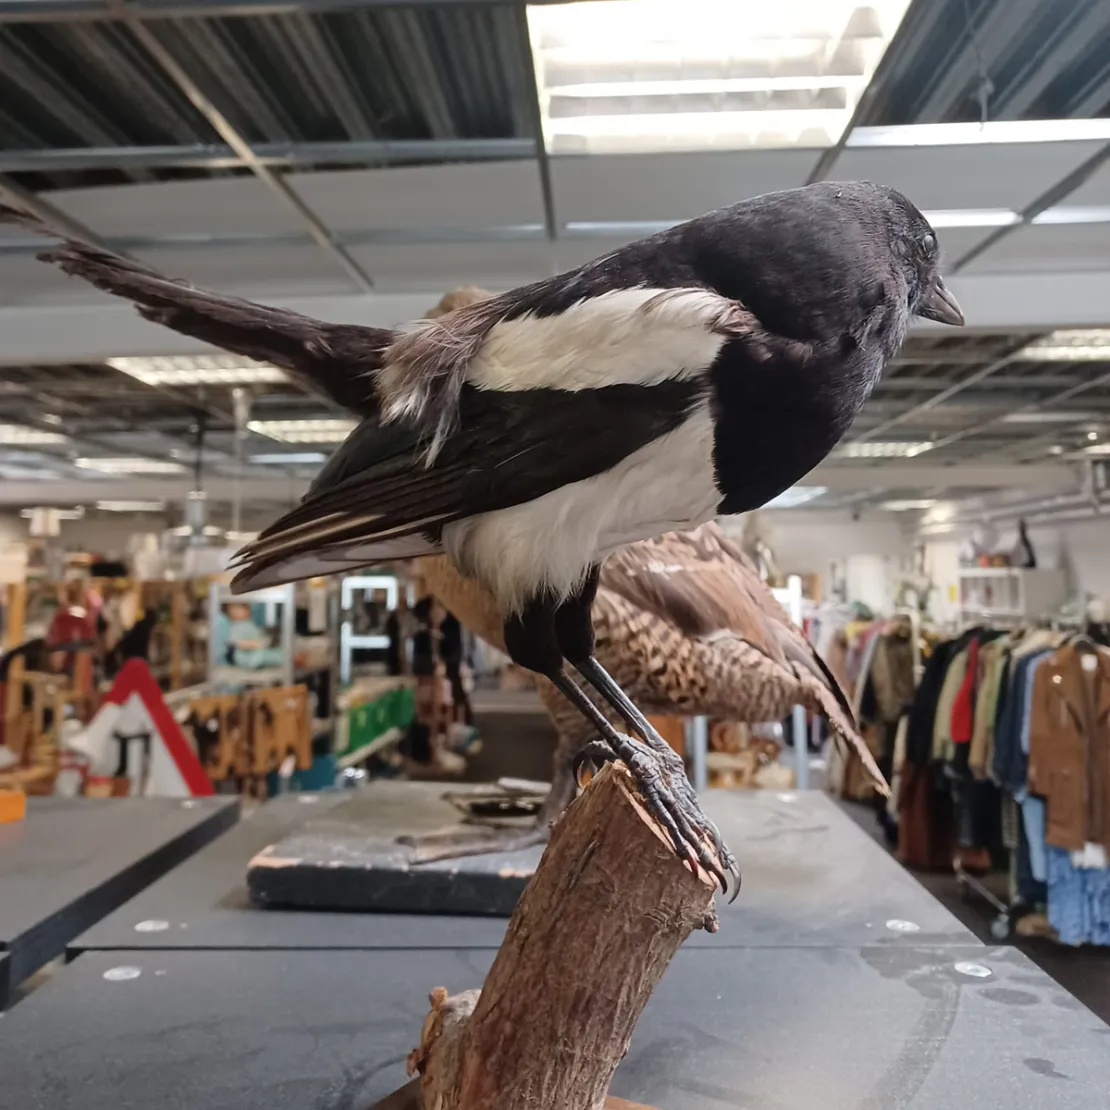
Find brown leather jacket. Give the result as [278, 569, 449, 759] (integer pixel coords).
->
[1027, 640, 1110, 853]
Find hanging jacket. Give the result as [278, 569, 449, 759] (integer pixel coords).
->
[950, 636, 981, 746]
[1028, 640, 1110, 854]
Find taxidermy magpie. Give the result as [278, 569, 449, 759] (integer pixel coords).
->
[4, 180, 962, 895]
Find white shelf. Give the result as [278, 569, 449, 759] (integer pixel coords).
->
[957, 567, 1067, 621]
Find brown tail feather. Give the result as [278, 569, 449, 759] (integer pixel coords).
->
[808, 683, 890, 797]
[0, 203, 392, 416]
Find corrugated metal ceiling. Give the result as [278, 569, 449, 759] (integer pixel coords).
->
[0, 4, 533, 190]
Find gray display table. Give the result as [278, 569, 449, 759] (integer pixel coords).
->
[74, 788, 973, 952]
[0, 795, 238, 1006]
[2, 946, 1106, 1109]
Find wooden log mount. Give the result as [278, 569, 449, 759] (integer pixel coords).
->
[377, 762, 719, 1110]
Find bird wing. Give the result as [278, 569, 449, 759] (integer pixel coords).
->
[599, 522, 888, 794]
[0, 205, 390, 416]
[231, 377, 704, 591]
[598, 523, 789, 660]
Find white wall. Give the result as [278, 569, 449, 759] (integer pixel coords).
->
[0, 512, 166, 557]
[758, 510, 914, 610]
[922, 516, 1110, 611]
[922, 538, 963, 625]
[1021, 518, 1110, 601]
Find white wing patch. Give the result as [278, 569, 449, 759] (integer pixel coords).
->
[443, 402, 720, 614]
[467, 287, 740, 394]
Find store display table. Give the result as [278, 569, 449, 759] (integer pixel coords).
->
[0, 795, 238, 1006]
[2, 946, 1106, 1109]
[75, 788, 974, 952]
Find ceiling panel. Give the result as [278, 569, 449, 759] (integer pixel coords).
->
[554, 237, 638, 271]
[348, 241, 552, 294]
[134, 244, 360, 298]
[0, 256, 110, 307]
[831, 141, 1106, 211]
[289, 163, 545, 232]
[48, 178, 305, 238]
[960, 223, 1110, 275]
[1058, 159, 1110, 207]
[550, 150, 818, 224]
[934, 226, 998, 268]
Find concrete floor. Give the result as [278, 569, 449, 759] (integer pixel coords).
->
[840, 799, 1110, 1025]
[399, 691, 1110, 1027]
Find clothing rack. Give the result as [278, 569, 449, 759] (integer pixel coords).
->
[900, 619, 1110, 945]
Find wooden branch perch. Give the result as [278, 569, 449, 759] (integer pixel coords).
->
[400, 762, 718, 1110]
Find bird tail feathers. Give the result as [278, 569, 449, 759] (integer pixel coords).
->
[806, 682, 890, 798]
[0, 203, 393, 417]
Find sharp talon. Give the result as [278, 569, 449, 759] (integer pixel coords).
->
[728, 865, 743, 903]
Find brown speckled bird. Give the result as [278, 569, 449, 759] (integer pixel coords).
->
[416, 519, 886, 859]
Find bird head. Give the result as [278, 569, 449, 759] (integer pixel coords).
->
[697, 180, 964, 348]
[868, 182, 965, 328]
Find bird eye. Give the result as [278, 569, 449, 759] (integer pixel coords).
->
[922, 232, 937, 256]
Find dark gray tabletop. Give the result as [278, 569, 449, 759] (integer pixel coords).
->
[73, 787, 973, 952]
[0, 795, 238, 1005]
[2, 946, 1105, 1109]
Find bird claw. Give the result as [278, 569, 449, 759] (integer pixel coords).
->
[572, 734, 740, 898]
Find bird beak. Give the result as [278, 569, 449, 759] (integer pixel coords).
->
[917, 276, 964, 327]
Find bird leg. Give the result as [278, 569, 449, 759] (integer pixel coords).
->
[537, 579, 738, 895]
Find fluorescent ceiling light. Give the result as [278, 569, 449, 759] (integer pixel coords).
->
[1018, 329, 1110, 362]
[527, 1, 911, 154]
[108, 355, 286, 387]
[922, 209, 1018, 229]
[765, 485, 827, 508]
[0, 423, 70, 446]
[172, 524, 226, 537]
[75, 457, 186, 474]
[924, 502, 956, 524]
[247, 419, 356, 444]
[1033, 206, 1110, 226]
[95, 500, 167, 512]
[1083, 444, 1110, 457]
[880, 498, 937, 511]
[835, 440, 933, 458]
[1001, 411, 1092, 424]
[848, 118, 1110, 147]
[564, 220, 677, 237]
[568, 211, 1017, 236]
[553, 75, 871, 98]
[249, 452, 329, 465]
[20, 506, 85, 521]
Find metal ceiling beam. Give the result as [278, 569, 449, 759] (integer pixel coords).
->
[804, 0, 926, 184]
[0, 223, 547, 257]
[986, 426, 1088, 462]
[846, 338, 1037, 445]
[0, 138, 535, 175]
[878, 373, 1081, 389]
[0, 0, 565, 23]
[916, 368, 1110, 458]
[0, 461, 1079, 507]
[513, 3, 555, 244]
[953, 140, 1110, 272]
[105, 0, 375, 292]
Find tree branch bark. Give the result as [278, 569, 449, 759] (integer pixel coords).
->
[405, 762, 718, 1110]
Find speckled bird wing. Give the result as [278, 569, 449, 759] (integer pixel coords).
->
[599, 523, 887, 794]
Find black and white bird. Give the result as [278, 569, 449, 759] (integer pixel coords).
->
[4, 180, 963, 894]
